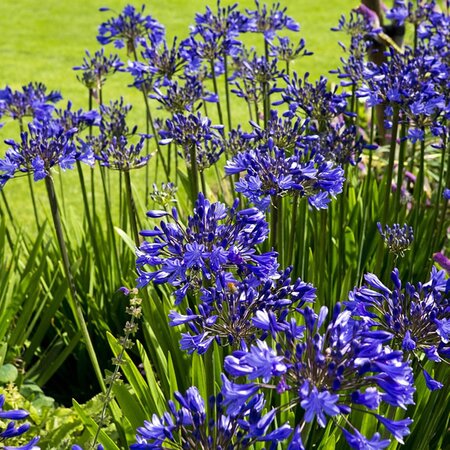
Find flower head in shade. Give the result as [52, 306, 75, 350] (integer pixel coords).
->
[225, 136, 345, 211]
[97, 4, 165, 52]
[245, 0, 300, 41]
[0, 82, 62, 122]
[0, 394, 40, 449]
[377, 223, 414, 258]
[0, 118, 93, 186]
[136, 193, 278, 303]
[149, 182, 178, 209]
[131, 386, 292, 449]
[150, 74, 218, 114]
[170, 266, 316, 354]
[223, 303, 415, 447]
[73, 48, 124, 95]
[159, 113, 224, 171]
[347, 267, 450, 389]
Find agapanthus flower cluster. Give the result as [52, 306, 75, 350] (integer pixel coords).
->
[97, 4, 165, 53]
[279, 73, 350, 125]
[150, 74, 218, 114]
[54, 101, 100, 132]
[0, 394, 40, 449]
[0, 119, 93, 187]
[386, 0, 437, 27]
[128, 38, 184, 92]
[136, 193, 278, 303]
[377, 222, 414, 257]
[0, 82, 62, 123]
[222, 304, 415, 448]
[169, 266, 316, 354]
[149, 182, 178, 209]
[347, 267, 450, 390]
[268, 36, 312, 66]
[88, 98, 151, 171]
[356, 46, 447, 132]
[159, 113, 224, 171]
[331, 6, 381, 87]
[245, 0, 299, 41]
[73, 48, 124, 94]
[225, 137, 345, 211]
[231, 52, 283, 106]
[131, 386, 293, 449]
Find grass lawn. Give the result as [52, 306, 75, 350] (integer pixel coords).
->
[0, 0, 358, 229]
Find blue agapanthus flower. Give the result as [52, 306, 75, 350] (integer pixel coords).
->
[0, 82, 62, 122]
[0, 394, 40, 449]
[150, 74, 218, 114]
[73, 48, 124, 93]
[347, 267, 450, 390]
[131, 386, 292, 449]
[169, 266, 316, 354]
[54, 101, 101, 132]
[97, 4, 165, 52]
[225, 135, 344, 211]
[128, 37, 184, 92]
[268, 36, 312, 64]
[377, 223, 414, 258]
[159, 113, 224, 171]
[222, 304, 415, 448]
[245, 0, 300, 41]
[0, 119, 93, 187]
[136, 193, 278, 303]
[87, 98, 151, 171]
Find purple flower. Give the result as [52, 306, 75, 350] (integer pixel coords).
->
[377, 222, 414, 257]
[136, 193, 278, 302]
[341, 429, 390, 449]
[0, 119, 91, 186]
[348, 267, 450, 389]
[300, 387, 340, 427]
[0, 82, 61, 122]
[375, 415, 412, 444]
[97, 5, 165, 52]
[245, 0, 300, 41]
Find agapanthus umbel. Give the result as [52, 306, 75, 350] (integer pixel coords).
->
[150, 74, 218, 114]
[268, 36, 312, 65]
[222, 304, 415, 448]
[245, 0, 300, 41]
[0, 119, 93, 187]
[0, 394, 40, 449]
[231, 52, 283, 106]
[128, 37, 185, 93]
[377, 222, 414, 258]
[73, 48, 124, 94]
[0, 82, 62, 122]
[97, 4, 165, 53]
[347, 267, 450, 390]
[131, 386, 292, 449]
[159, 112, 224, 171]
[136, 193, 278, 303]
[87, 98, 151, 171]
[225, 137, 345, 211]
[277, 72, 350, 124]
[54, 101, 100, 132]
[169, 266, 316, 354]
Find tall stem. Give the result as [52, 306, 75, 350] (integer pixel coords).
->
[394, 121, 407, 219]
[287, 195, 299, 266]
[44, 176, 105, 393]
[188, 144, 200, 205]
[223, 54, 232, 131]
[124, 170, 140, 247]
[210, 61, 224, 125]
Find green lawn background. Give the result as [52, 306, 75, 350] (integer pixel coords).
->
[0, 0, 357, 228]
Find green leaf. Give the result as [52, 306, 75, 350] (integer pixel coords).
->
[0, 363, 18, 383]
